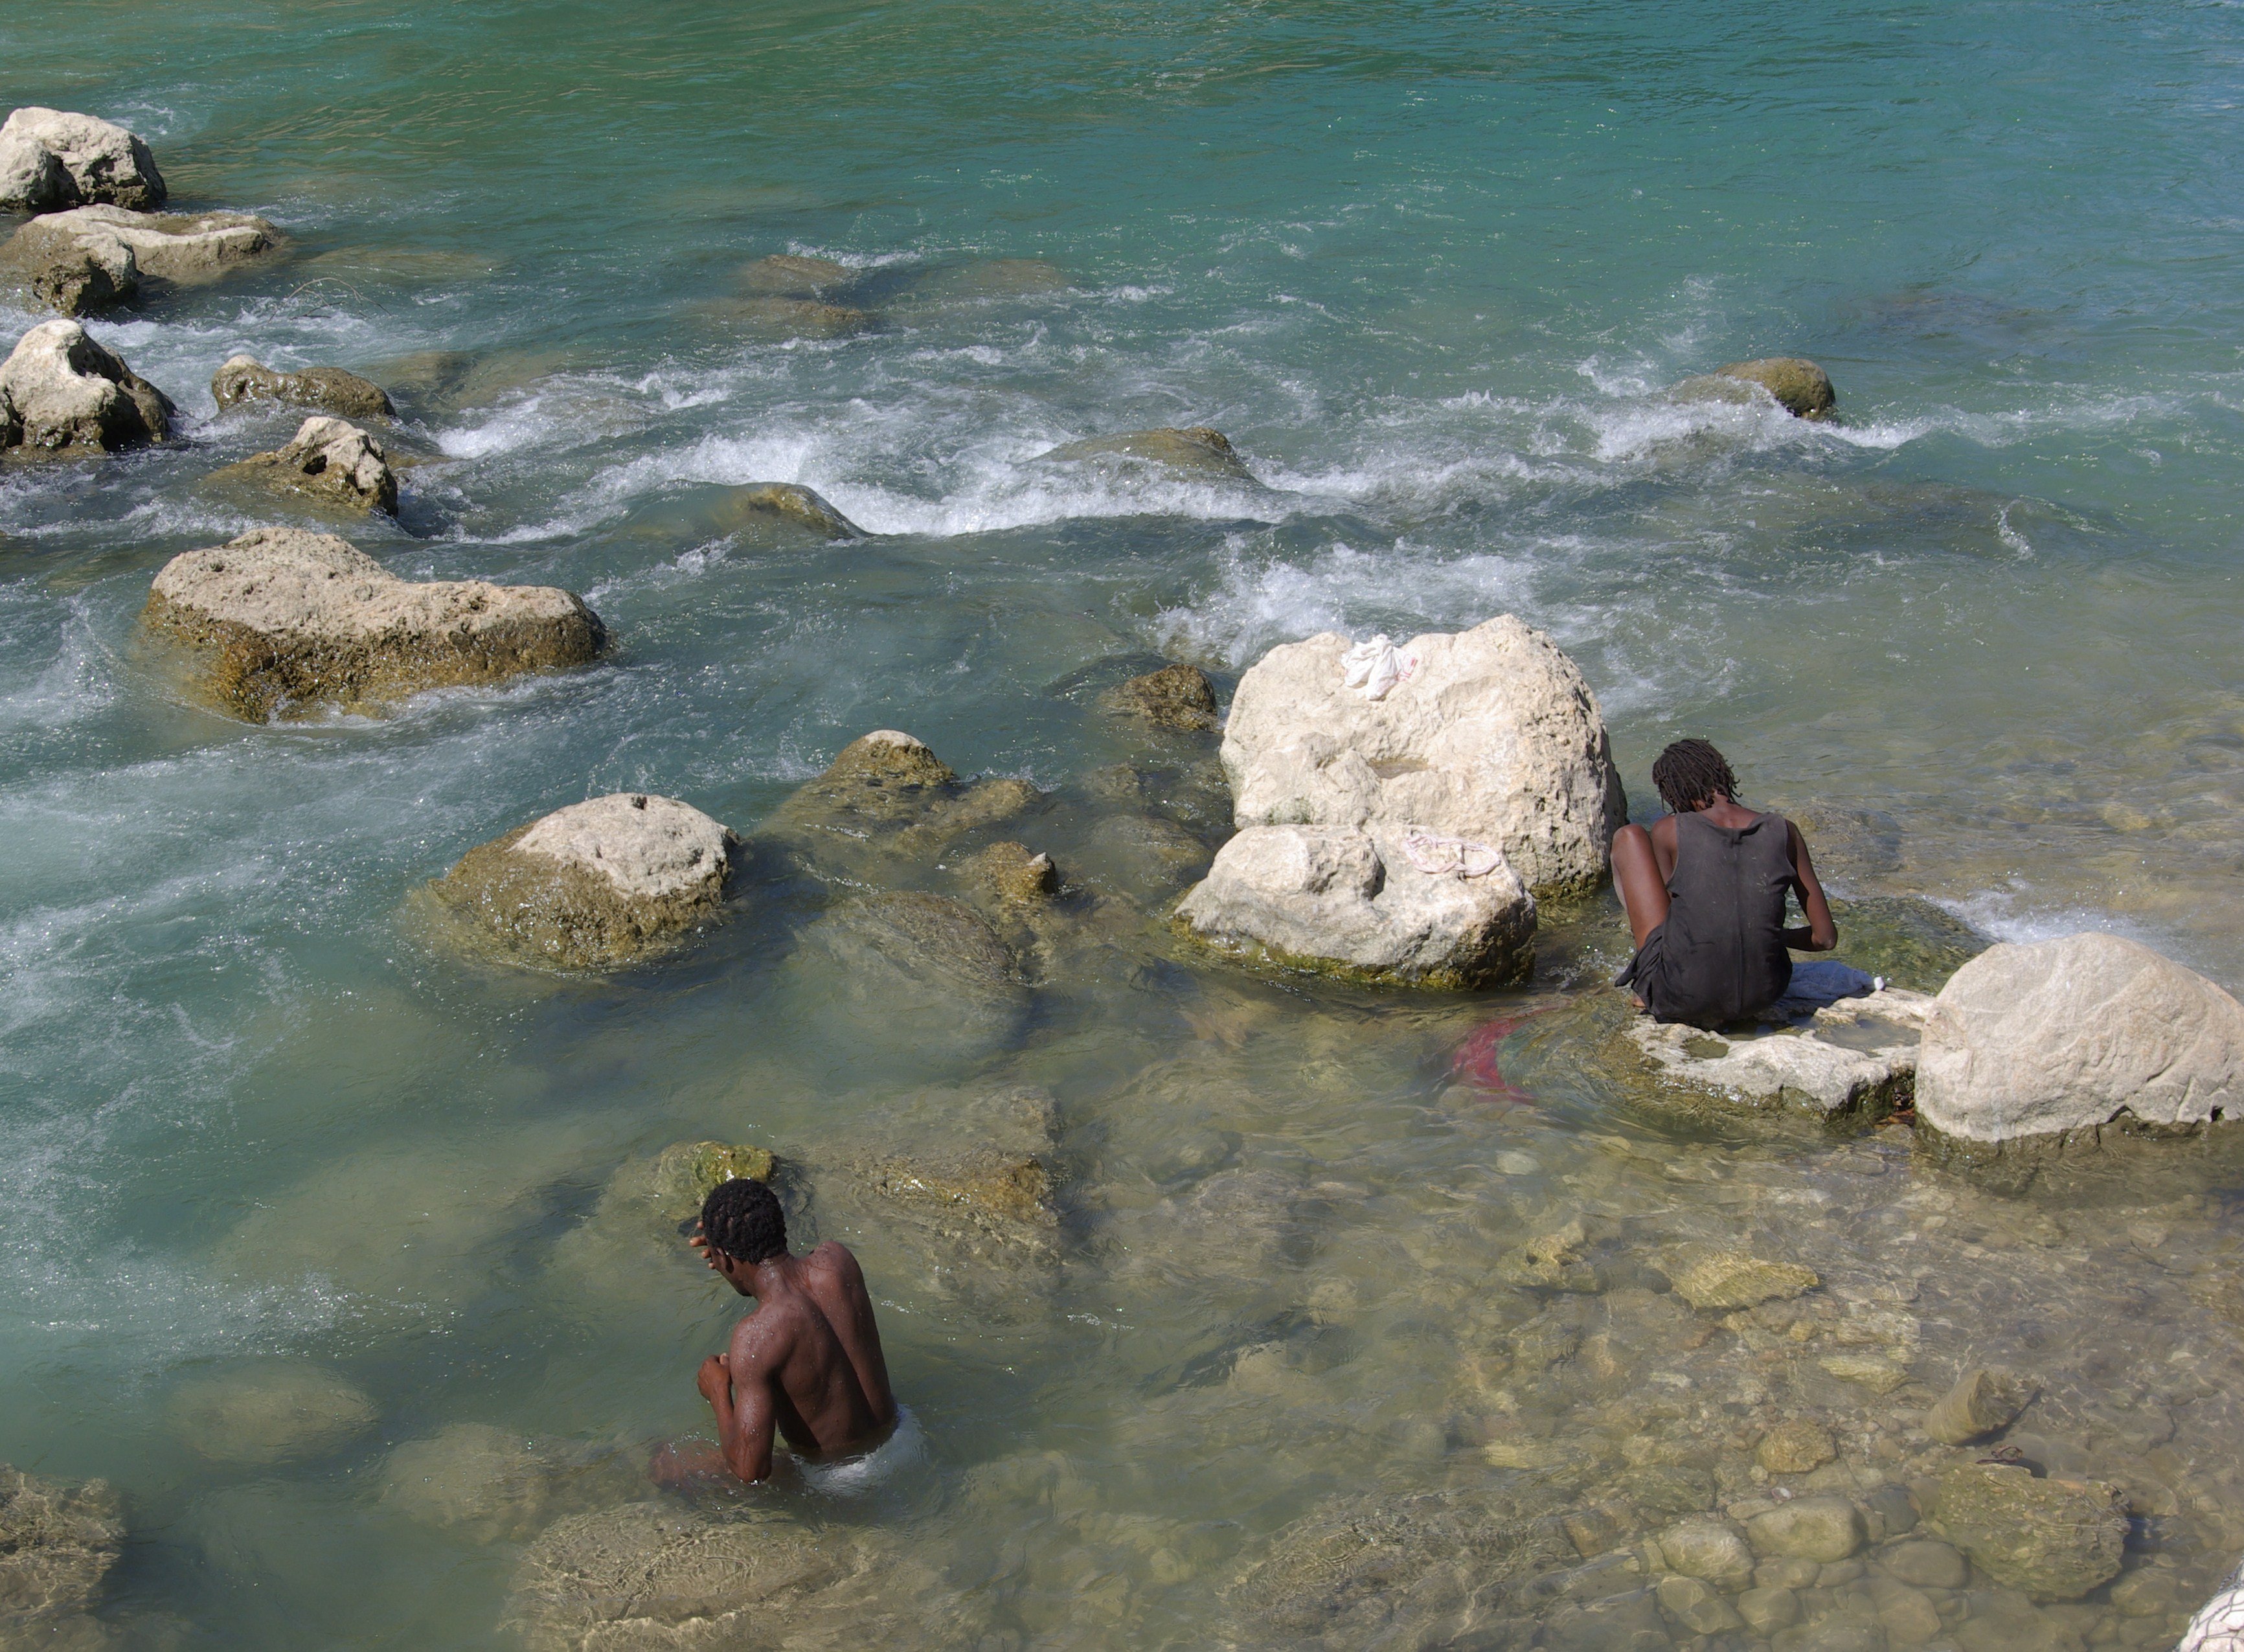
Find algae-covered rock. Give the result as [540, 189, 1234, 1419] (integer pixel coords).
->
[769, 730, 960, 835]
[716, 295, 872, 337]
[962, 841, 1059, 907]
[1038, 425, 1258, 482]
[738, 253, 852, 299]
[1927, 1462, 2127, 1600]
[1657, 1519, 1754, 1588]
[1925, 1365, 2034, 1445]
[1174, 822, 1536, 990]
[207, 414, 398, 514]
[1822, 894, 1989, 993]
[1717, 357, 1835, 419]
[1496, 1217, 1605, 1294]
[167, 1360, 378, 1465]
[1756, 1418, 1837, 1475]
[653, 1141, 776, 1212]
[0, 107, 165, 212]
[0, 319, 171, 452]
[1102, 662, 1219, 732]
[380, 1424, 560, 1543]
[1662, 1247, 1819, 1311]
[212, 355, 394, 422]
[1746, 1494, 1864, 1563]
[435, 794, 736, 971]
[0, 1464, 124, 1624]
[144, 528, 604, 719]
[708, 482, 864, 541]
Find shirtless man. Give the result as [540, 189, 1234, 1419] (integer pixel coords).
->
[683, 1176, 896, 1484]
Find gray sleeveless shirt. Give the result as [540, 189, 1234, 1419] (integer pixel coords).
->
[1622, 811, 1796, 1028]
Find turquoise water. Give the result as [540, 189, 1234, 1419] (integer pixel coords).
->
[6, 1, 2244, 1647]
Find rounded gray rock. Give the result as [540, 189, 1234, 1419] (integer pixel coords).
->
[1746, 1495, 1866, 1563]
[212, 355, 394, 422]
[208, 414, 399, 514]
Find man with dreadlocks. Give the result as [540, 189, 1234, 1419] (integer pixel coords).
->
[1610, 738, 1837, 1029]
[682, 1176, 896, 1483]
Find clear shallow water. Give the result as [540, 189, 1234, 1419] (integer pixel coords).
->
[6, 1, 2244, 1647]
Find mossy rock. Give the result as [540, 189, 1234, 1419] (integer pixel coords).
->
[652, 1140, 776, 1221]
[1926, 1463, 2127, 1600]
[1826, 895, 1988, 993]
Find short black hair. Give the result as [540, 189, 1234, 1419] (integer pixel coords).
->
[700, 1176, 787, 1264]
[1651, 739, 1740, 814]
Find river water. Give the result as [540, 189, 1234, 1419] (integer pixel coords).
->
[6, 1, 2244, 1647]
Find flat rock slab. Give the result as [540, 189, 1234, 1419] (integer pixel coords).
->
[436, 793, 737, 971]
[5, 203, 282, 315]
[0, 319, 171, 453]
[1625, 984, 1935, 1122]
[144, 526, 604, 719]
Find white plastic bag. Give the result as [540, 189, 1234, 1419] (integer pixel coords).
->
[1340, 634, 1419, 701]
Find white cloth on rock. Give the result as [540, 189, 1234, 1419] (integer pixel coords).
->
[1399, 830, 1504, 879]
[1339, 634, 1418, 701]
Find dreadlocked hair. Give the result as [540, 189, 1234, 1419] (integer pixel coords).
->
[1651, 738, 1740, 814]
[700, 1175, 788, 1265]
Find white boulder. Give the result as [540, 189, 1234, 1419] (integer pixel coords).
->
[0, 107, 165, 213]
[0, 319, 171, 452]
[1175, 822, 1534, 988]
[1218, 616, 1626, 898]
[1916, 933, 2244, 1146]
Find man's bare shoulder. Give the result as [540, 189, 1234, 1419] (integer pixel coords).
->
[801, 1239, 865, 1283]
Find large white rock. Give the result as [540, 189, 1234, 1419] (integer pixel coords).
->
[1916, 933, 2244, 1145]
[1175, 822, 1534, 988]
[1219, 616, 1626, 898]
[143, 526, 604, 719]
[4, 203, 282, 314]
[513, 795, 736, 903]
[0, 107, 165, 213]
[0, 319, 172, 452]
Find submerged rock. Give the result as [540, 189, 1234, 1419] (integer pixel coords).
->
[898, 258, 1069, 303]
[5, 204, 282, 315]
[506, 1500, 965, 1652]
[144, 528, 604, 719]
[1745, 1494, 1864, 1563]
[773, 730, 960, 832]
[1216, 616, 1627, 900]
[1219, 1489, 1570, 1649]
[212, 355, 394, 421]
[785, 890, 1030, 1059]
[1658, 1519, 1754, 1587]
[1038, 425, 1257, 482]
[738, 253, 853, 298]
[963, 840, 1059, 907]
[207, 414, 398, 514]
[1925, 1365, 2034, 1445]
[1718, 356, 1835, 419]
[1662, 1246, 1819, 1311]
[1916, 933, 2244, 1153]
[1175, 822, 1536, 990]
[1927, 1462, 2127, 1600]
[716, 295, 872, 337]
[1102, 662, 1219, 732]
[380, 1424, 561, 1543]
[0, 319, 171, 453]
[0, 1464, 124, 1626]
[708, 481, 864, 541]
[167, 1360, 378, 1465]
[436, 793, 737, 971]
[1756, 1418, 1837, 1475]
[761, 730, 1047, 890]
[0, 107, 164, 212]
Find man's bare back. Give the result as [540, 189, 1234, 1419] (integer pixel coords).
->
[685, 1177, 896, 1484]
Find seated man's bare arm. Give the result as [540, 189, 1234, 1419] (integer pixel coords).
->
[1784, 821, 1838, 951]
[696, 1321, 784, 1484]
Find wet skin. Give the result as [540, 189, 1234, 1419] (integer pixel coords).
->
[687, 1231, 898, 1483]
[1611, 791, 1837, 953]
